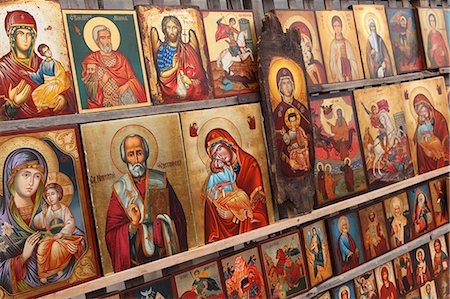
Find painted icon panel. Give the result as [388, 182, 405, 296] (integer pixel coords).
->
[429, 176, 449, 227]
[137, 6, 212, 104]
[411, 244, 432, 288]
[121, 277, 175, 299]
[386, 8, 425, 74]
[332, 281, 356, 299]
[202, 10, 258, 98]
[220, 246, 267, 299]
[174, 260, 226, 298]
[353, 270, 378, 299]
[374, 262, 399, 299]
[0, 127, 100, 297]
[62, 10, 151, 113]
[81, 113, 196, 274]
[0, 0, 78, 121]
[354, 84, 415, 187]
[310, 92, 367, 206]
[420, 280, 438, 299]
[260, 231, 309, 297]
[408, 183, 435, 239]
[327, 211, 365, 274]
[417, 8, 450, 69]
[358, 202, 390, 260]
[301, 219, 333, 287]
[275, 10, 327, 85]
[445, 9, 450, 46]
[436, 270, 450, 299]
[401, 77, 450, 175]
[393, 252, 415, 295]
[316, 10, 364, 83]
[181, 104, 273, 245]
[383, 192, 413, 249]
[353, 5, 397, 79]
[429, 235, 449, 277]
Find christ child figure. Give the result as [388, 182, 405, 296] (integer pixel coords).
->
[417, 118, 445, 160]
[206, 158, 257, 223]
[21, 44, 70, 112]
[33, 183, 83, 283]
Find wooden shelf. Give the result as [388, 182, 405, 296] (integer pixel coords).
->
[308, 70, 442, 94]
[295, 224, 450, 299]
[0, 93, 260, 133]
[39, 166, 449, 299]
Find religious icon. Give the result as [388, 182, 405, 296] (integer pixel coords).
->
[374, 262, 398, 299]
[220, 246, 267, 299]
[332, 281, 357, 299]
[436, 270, 450, 299]
[121, 277, 175, 299]
[401, 77, 450, 174]
[405, 289, 421, 299]
[275, 10, 327, 85]
[202, 10, 258, 98]
[260, 231, 308, 298]
[445, 9, 450, 46]
[358, 202, 390, 260]
[180, 103, 273, 245]
[62, 10, 151, 112]
[407, 183, 435, 238]
[310, 92, 367, 206]
[411, 245, 432, 288]
[354, 84, 415, 187]
[174, 260, 226, 298]
[137, 6, 211, 104]
[353, 5, 397, 79]
[353, 270, 378, 299]
[0, 0, 78, 121]
[316, 10, 364, 83]
[384, 192, 413, 249]
[429, 235, 449, 277]
[0, 127, 100, 297]
[258, 13, 315, 217]
[393, 252, 414, 295]
[420, 280, 438, 299]
[327, 211, 365, 274]
[429, 176, 449, 227]
[417, 8, 450, 69]
[301, 219, 333, 287]
[386, 8, 425, 74]
[80, 114, 196, 274]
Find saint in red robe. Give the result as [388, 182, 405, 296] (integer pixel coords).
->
[379, 281, 398, 299]
[81, 51, 147, 109]
[203, 129, 269, 244]
[427, 29, 449, 68]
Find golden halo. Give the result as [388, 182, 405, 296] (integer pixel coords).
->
[110, 125, 158, 174]
[391, 196, 402, 210]
[337, 215, 349, 233]
[406, 86, 435, 119]
[45, 171, 74, 207]
[325, 163, 332, 172]
[321, 100, 353, 135]
[284, 15, 313, 36]
[316, 162, 324, 172]
[83, 16, 121, 52]
[0, 137, 59, 196]
[344, 157, 351, 165]
[284, 107, 301, 129]
[364, 13, 380, 36]
[196, 118, 242, 167]
[416, 248, 425, 261]
[268, 57, 307, 111]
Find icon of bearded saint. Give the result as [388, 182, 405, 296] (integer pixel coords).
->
[0, 10, 76, 120]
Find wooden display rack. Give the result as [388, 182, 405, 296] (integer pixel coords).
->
[0, 0, 445, 298]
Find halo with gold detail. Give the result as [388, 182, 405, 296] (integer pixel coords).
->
[45, 172, 74, 207]
[268, 57, 307, 111]
[426, 10, 439, 30]
[337, 215, 350, 233]
[83, 16, 121, 52]
[405, 85, 434, 121]
[110, 125, 158, 174]
[284, 107, 302, 129]
[196, 118, 242, 167]
[364, 13, 380, 36]
[0, 137, 59, 196]
[316, 161, 324, 172]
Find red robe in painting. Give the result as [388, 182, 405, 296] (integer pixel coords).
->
[105, 174, 187, 272]
[81, 51, 147, 108]
[413, 94, 449, 174]
[379, 281, 398, 299]
[158, 43, 208, 103]
[204, 129, 269, 244]
[427, 30, 449, 67]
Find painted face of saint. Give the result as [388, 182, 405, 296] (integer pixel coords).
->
[394, 204, 402, 216]
[14, 28, 33, 53]
[14, 167, 43, 198]
[97, 29, 112, 53]
[166, 20, 180, 43]
[124, 136, 147, 178]
[213, 144, 233, 164]
[333, 21, 342, 36]
[280, 78, 294, 97]
[429, 14, 437, 29]
[341, 219, 348, 232]
[417, 105, 431, 124]
[43, 47, 52, 58]
[341, 290, 349, 299]
[45, 188, 60, 206]
[301, 37, 312, 64]
[418, 250, 424, 261]
[434, 240, 441, 253]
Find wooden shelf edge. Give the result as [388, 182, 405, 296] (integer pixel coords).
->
[40, 166, 449, 299]
[0, 93, 260, 132]
[294, 224, 450, 299]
